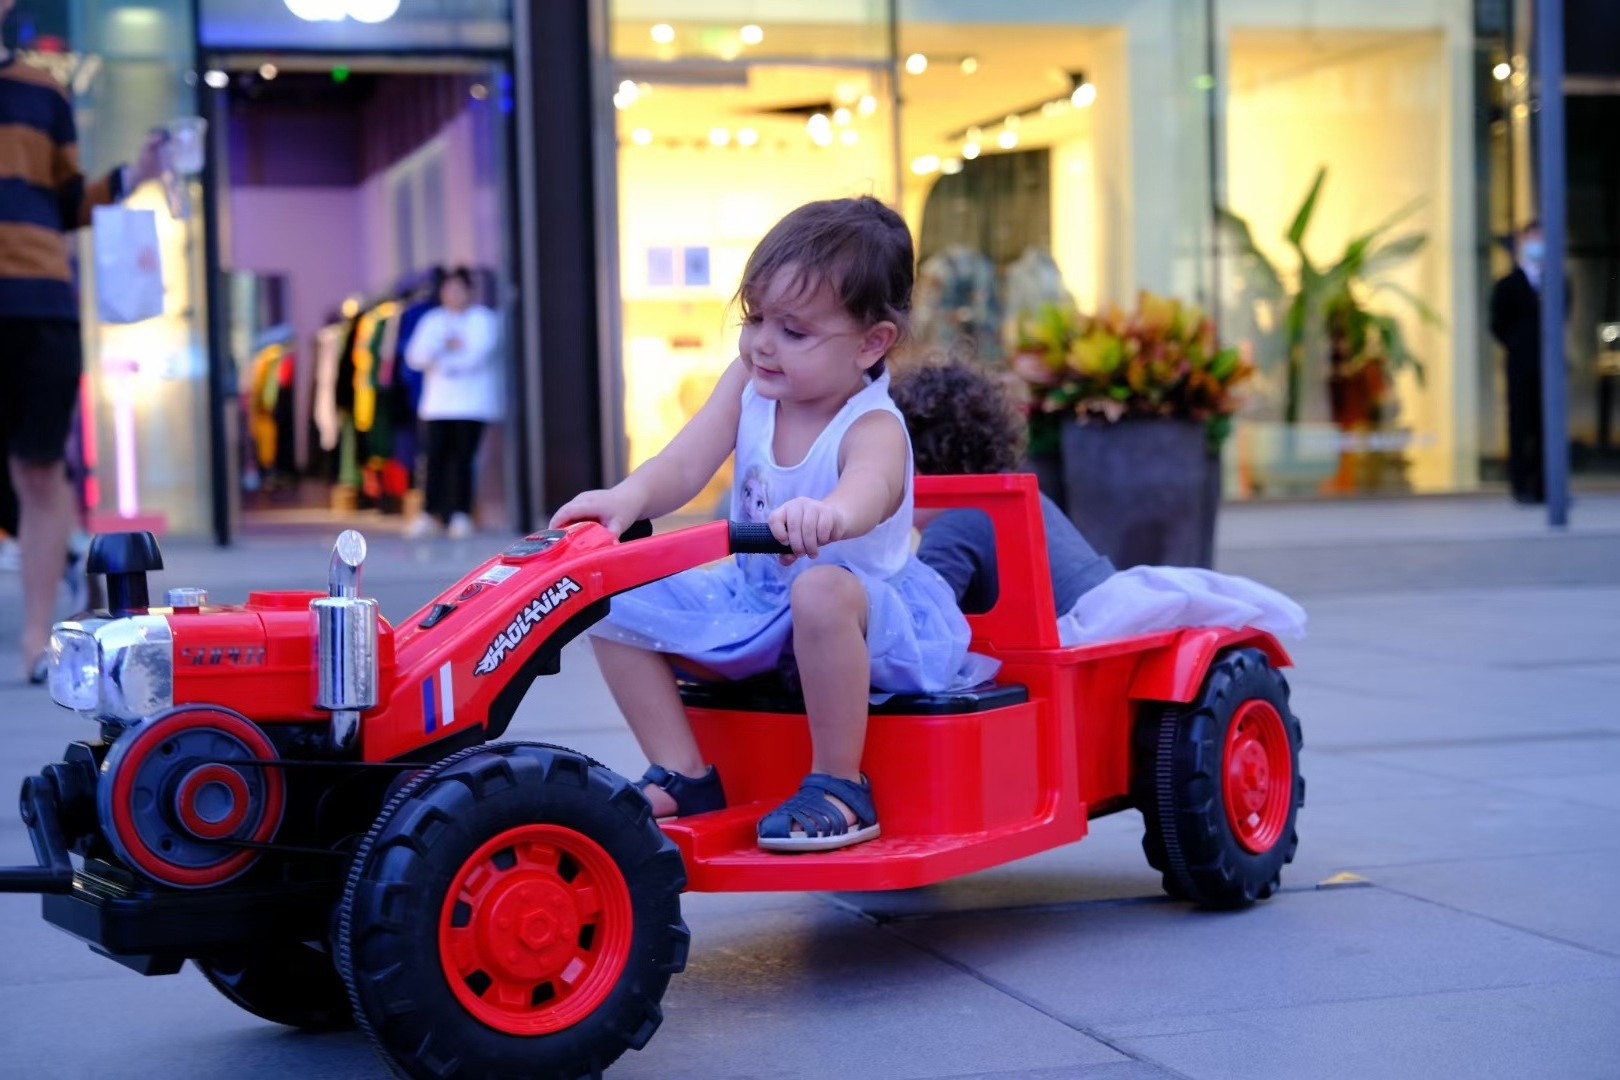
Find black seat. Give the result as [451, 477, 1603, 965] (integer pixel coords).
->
[678, 676, 1028, 716]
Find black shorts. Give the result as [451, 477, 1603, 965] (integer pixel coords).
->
[0, 318, 83, 465]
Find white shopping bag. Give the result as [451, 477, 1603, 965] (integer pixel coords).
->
[92, 205, 164, 324]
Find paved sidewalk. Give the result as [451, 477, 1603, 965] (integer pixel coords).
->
[0, 495, 1617, 1079]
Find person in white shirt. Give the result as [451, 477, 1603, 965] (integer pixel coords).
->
[402, 267, 501, 540]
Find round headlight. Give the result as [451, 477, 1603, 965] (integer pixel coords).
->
[48, 628, 101, 711]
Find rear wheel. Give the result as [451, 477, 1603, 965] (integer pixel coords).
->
[337, 742, 688, 1080]
[1135, 647, 1304, 909]
[195, 942, 354, 1031]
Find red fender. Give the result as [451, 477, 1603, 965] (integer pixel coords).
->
[1126, 627, 1293, 705]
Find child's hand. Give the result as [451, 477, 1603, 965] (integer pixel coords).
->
[550, 489, 640, 535]
[769, 497, 847, 559]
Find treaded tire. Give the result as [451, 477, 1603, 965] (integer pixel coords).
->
[195, 943, 354, 1031]
[1134, 647, 1304, 910]
[336, 742, 688, 1080]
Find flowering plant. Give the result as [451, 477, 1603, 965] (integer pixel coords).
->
[1010, 290, 1254, 454]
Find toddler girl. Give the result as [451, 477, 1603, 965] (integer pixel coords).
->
[551, 197, 990, 852]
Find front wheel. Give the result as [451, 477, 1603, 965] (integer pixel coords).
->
[337, 742, 688, 1080]
[194, 943, 354, 1031]
[1135, 647, 1305, 909]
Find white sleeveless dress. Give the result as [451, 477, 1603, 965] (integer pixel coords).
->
[590, 371, 993, 693]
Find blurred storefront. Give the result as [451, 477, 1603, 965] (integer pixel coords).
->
[6, 0, 587, 542]
[18, 0, 1612, 542]
[594, 0, 1603, 503]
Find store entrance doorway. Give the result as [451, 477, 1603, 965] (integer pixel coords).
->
[202, 55, 516, 540]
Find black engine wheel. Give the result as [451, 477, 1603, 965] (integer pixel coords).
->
[195, 942, 354, 1031]
[1134, 647, 1305, 909]
[337, 742, 688, 1080]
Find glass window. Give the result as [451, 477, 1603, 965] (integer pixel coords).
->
[61, 0, 213, 535]
[1219, 5, 1477, 499]
[610, 54, 896, 512]
[611, 0, 889, 63]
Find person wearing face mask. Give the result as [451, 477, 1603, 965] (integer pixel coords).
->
[1488, 222, 1556, 504]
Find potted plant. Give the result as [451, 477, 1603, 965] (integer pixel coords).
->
[1011, 291, 1253, 569]
[1220, 166, 1441, 491]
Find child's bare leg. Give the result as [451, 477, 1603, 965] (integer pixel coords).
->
[591, 636, 706, 817]
[790, 566, 871, 827]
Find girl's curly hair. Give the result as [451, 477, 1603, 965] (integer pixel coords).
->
[890, 361, 1028, 476]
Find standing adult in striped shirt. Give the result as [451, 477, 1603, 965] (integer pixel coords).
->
[1, 0, 162, 682]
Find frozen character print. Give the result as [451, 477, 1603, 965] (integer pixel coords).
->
[740, 465, 773, 523]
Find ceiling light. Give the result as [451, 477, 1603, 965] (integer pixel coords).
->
[469, 83, 488, 100]
[737, 127, 759, 147]
[811, 129, 833, 147]
[284, 0, 342, 20]
[204, 69, 229, 89]
[1071, 82, 1097, 108]
[833, 108, 851, 126]
[631, 127, 653, 145]
[960, 56, 978, 75]
[1492, 61, 1511, 81]
[259, 63, 278, 80]
[1004, 113, 1020, 130]
[962, 141, 980, 160]
[942, 157, 964, 175]
[346, 0, 399, 23]
[808, 113, 831, 134]
[857, 94, 877, 116]
[709, 127, 731, 147]
[997, 129, 1018, 149]
[651, 23, 675, 44]
[905, 53, 928, 75]
[840, 129, 859, 145]
[910, 155, 941, 175]
[740, 24, 763, 45]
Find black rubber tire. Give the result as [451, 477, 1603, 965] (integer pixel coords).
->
[336, 742, 689, 1080]
[1134, 647, 1305, 910]
[194, 942, 355, 1031]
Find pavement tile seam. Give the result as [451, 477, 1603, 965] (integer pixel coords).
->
[1367, 882, 1620, 963]
[1311, 729, 1620, 755]
[1105, 973, 1620, 1043]
[870, 919, 1203, 1080]
[1323, 842, 1620, 875]
[1307, 746, 1620, 811]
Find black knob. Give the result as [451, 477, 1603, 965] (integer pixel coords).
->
[87, 532, 164, 614]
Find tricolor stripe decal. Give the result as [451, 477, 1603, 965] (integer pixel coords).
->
[423, 662, 457, 733]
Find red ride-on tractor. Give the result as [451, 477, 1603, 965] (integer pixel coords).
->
[0, 474, 1303, 1079]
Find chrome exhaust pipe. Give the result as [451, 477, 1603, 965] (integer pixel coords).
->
[313, 530, 379, 751]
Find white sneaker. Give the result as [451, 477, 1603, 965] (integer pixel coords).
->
[403, 513, 440, 541]
[447, 513, 475, 541]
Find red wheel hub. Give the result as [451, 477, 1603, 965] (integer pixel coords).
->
[174, 763, 252, 840]
[1222, 700, 1293, 854]
[439, 824, 633, 1036]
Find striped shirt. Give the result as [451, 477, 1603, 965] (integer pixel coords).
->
[0, 55, 125, 319]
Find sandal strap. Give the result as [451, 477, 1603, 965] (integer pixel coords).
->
[758, 773, 876, 840]
[639, 764, 726, 817]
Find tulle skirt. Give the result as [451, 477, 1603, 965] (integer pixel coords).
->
[589, 554, 998, 692]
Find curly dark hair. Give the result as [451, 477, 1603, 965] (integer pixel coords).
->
[890, 361, 1027, 476]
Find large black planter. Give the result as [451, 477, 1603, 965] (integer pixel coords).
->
[1060, 417, 1218, 570]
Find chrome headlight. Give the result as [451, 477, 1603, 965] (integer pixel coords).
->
[47, 627, 100, 710]
[47, 615, 174, 722]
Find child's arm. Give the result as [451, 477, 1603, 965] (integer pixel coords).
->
[550, 359, 747, 534]
[770, 411, 907, 557]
